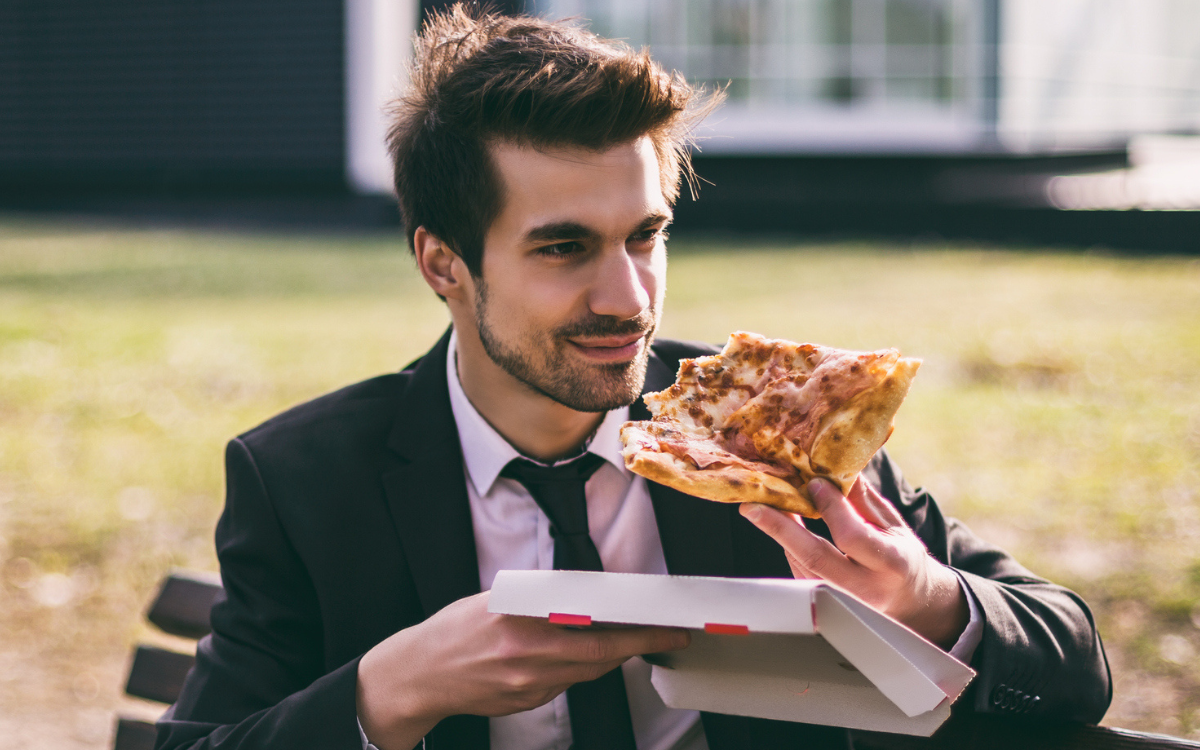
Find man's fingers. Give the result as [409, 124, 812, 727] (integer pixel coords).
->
[740, 503, 855, 582]
[807, 479, 892, 564]
[781, 550, 818, 580]
[848, 475, 905, 529]
[607, 625, 691, 657]
[808, 479, 870, 540]
[843, 475, 889, 529]
[560, 625, 690, 666]
[484, 620, 690, 696]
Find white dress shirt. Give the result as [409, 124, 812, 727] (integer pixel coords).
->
[361, 330, 981, 750]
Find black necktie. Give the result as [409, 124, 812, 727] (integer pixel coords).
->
[501, 454, 638, 750]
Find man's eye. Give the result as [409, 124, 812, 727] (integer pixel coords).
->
[631, 228, 667, 244]
[537, 242, 584, 257]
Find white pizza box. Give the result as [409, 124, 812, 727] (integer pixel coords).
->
[488, 570, 975, 736]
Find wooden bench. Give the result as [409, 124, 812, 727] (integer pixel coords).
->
[114, 570, 223, 750]
[114, 571, 1200, 750]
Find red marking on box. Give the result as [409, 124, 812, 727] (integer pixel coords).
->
[549, 613, 592, 626]
[704, 622, 750, 636]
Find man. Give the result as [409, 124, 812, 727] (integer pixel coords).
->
[157, 7, 1111, 750]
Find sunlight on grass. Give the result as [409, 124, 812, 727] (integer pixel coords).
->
[1, 220, 1198, 742]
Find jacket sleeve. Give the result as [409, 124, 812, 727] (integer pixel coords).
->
[863, 450, 1112, 724]
[155, 438, 366, 750]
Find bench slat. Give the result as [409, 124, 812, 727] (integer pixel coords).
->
[113, 717, 157, 750]
[125, 645, 196, 705]
[147, 571, 222, 639]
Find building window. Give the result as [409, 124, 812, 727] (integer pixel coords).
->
[534, 0, 976, 112]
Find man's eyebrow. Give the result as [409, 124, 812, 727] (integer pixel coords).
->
[522, 212, 674, 245]
[523, 221, 598, 244]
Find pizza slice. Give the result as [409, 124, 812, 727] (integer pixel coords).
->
[620, 332, 921, 517]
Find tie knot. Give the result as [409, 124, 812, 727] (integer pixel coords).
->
[501, 452, 606, 487]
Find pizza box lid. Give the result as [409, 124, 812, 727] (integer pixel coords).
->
[488, 570, 976, 737]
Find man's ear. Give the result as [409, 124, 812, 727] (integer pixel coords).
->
[413, 226, 469, 301]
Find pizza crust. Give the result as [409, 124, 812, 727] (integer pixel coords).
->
[621, 425, 819, 516]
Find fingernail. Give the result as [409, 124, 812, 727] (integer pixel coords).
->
[672, 630, 691, 649]
[740, 503, 762, 521]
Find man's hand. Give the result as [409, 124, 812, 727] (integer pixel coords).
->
[740, 476, 968, 649]
[355, 590, 690, 750]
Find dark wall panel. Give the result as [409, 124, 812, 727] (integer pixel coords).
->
[0, 0, 345, 192]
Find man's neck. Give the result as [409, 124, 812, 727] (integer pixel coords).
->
[453, 327, 605, 463]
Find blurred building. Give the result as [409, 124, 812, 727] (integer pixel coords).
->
[537, 0, 1200, 155]
[0, 0, 416, 220]
[533, 0, 1200, 249]
[2, 0, 1198, 248]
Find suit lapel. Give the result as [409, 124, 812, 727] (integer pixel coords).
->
[639, 348, 738, 578]
[382, 327, 489, 749]
[383, 328, 481, 616]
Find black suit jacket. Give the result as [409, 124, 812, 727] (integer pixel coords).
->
[157, 330, 1111, 750]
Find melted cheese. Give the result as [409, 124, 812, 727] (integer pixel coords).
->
[643, 332, 914, 476]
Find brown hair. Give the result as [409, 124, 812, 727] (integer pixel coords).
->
[386, 4, 720, 276]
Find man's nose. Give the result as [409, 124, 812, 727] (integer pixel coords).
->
[588, 244, 653, 320]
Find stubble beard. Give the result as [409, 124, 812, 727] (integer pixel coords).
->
[473, 277, 657, 413]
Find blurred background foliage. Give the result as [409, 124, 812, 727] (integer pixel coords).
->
[0, 220, 1198, 745]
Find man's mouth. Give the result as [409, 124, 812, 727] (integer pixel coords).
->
[565, 332, 647, 362]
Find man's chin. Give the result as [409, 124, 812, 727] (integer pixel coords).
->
[547, 355, 649, 413]
[477, 323, 653, 412]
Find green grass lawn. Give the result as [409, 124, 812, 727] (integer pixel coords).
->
[1, 219, 1198, 745]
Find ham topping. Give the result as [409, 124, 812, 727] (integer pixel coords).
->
[654, 432, 794, 479]
[778, 350, 893, 448]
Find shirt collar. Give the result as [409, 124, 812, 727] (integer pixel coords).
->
[445, 328, 630, 497]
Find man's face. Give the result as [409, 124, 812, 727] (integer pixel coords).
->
[468, 136, 670, 412]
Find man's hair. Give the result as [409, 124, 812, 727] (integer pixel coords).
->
[386, 4, 720, 276]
